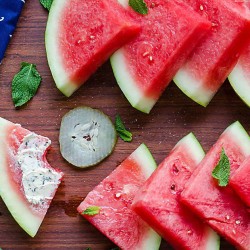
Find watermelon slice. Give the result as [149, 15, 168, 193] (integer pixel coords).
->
[174, 0, 250, 107]
[46, 0, 140, 97]
[0, 117, 63, 237]
[77, 144, 161, 249]
[111, 0, 210, 113]
[230, 156, 250, 207]
[181, 121, 250, 249]
[228, 1, 250, 107]
[132, 133, 219, 249]
[228, 44, 250, 107]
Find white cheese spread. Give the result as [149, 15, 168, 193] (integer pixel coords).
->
[17, 133, 61, 205]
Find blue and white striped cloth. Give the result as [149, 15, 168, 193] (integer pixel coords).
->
[0, 0, 25, 63]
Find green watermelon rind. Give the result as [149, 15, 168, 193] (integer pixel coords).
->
[130, 144, 161, 249]
[111, 49, 157, 114]
[174, 132, 205, 164]
[228, 63, 250, 107]
[0, 118, 42, 237]
[224, 121, 250, 156]
[175, 133, 220, 249]
[45, 0, 78, 97]
[174, 69, 215, 107]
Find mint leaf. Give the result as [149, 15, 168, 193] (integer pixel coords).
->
[129, 0, 148, 15]
[12, 62, 42, 107]
[212, 148, 230, 187]
[82, 206, 100, 216]
[115, 115, 132, 142]
[40, 0, 53, 11]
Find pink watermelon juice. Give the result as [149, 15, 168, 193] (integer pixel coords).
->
[46, 0, 140, 97]
[174, 0, 250, 107]
[181, 122, 250, 249]
[77, 144, 161, 250]
[132, 133, 219, 249]
[111, 0, 210, 113]
[230, 156, 250, 207]
[0, 117, 63, 237]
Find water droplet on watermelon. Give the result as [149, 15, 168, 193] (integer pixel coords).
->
[235, 220, 241, 225]
[115, 193, 122, 199]
[104, 182, 114, 191]
[225, 215, 230, 220]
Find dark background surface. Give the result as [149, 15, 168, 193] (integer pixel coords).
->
[0, 0, 248, 249]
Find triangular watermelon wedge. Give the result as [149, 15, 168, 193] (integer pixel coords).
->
[0, 117, 63, 237]
[174, 0, 250, 107]
[132, 133, 220, 249]
[77, 144, 161, 249]
[46, 0, 140, 97]
[230, 156, 250, 207]
[111, 0, 210, 113]
[180, 121, 250, 249]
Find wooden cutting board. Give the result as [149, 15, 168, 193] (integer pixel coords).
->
[0, 1, 248, 249]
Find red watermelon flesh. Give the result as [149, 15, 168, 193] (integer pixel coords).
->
[180, 122, 250, 249]
[0, 117, 63, 237]
[46, 0, 140, 97]
[228, 1, 250, 107]
[132, 133, 219, 249]
[111, 0, 210, 114]
[230, 156, 250, 207]
[77, 144, 161, 250]
[174, 0, 250, 107]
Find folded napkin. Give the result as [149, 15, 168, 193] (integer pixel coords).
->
[0, 0, 25, 63]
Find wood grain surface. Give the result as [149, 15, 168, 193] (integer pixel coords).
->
[0, 1, 248, 249]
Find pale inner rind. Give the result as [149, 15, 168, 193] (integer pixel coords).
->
[228, 62, 250, 107]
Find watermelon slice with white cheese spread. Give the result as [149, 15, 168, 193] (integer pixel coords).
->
[111, 0, 210, 113]
[181, 121, 250, 249]
[0, 117, 63, 237]
[77, 144, 161, 249]
[174, 0, 250, 107]
[132, 133, 219, 249]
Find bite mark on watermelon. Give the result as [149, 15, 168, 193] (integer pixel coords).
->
[0, 117, 63, 237]
[180, 121, 250, 249]
[46, 0, 140, 97]
[77, 144, 161, 250]
[230, 155, 250, 207]
[174, 0, 250, 107]
[132, 133, 219, 249]
[111, 0, 210, 113]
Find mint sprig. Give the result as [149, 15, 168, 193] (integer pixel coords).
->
[115, 115, 133, 142]
[82, 206, 100, 216]
[212, 148, 230, 187]
[40, 0, 53, 11]
[129, 0, 148, 15]
[12, 62, 42, 108]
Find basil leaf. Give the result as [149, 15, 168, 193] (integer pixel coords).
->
[129, 0, 148, 15]
[12, 62, 42, 107]
[115, 115, 132, 142]
[40, 0, 53, 11]
[212, 148, 230, 187]
[82, 206, 100, 216]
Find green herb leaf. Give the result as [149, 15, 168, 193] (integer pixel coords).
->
[86, 248, 91, 250]
[115, 115, 133, 142]
[40, 0, 53, 11]
[110, 248, 120, 250]
[12, 62, 42, 108]
[212, 148, 230, 187]
[82, 206, 100, 216]
[129, 0, 148, 15]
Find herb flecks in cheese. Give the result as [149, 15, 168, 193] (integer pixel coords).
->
[17, 133, 61, 205]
